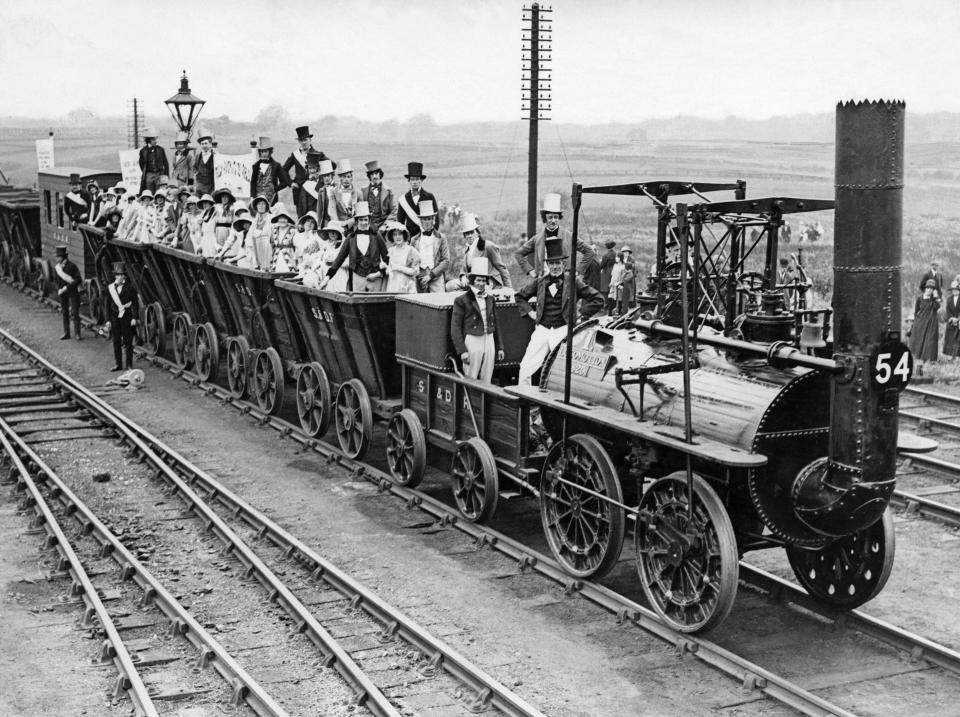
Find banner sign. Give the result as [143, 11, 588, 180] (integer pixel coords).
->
[35, 138, 54, 170]
[214, 153, 254, 198]
[118, 149, 142, 194]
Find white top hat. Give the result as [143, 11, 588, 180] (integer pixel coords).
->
[354, 200, 370, 218]
[336, 159, 353, 175]
[541, 193, 563, 214]
[318, 159, 334, 176]
[468, 256, 491, 278]
[418, 200, 437, 218]
[141, 126, 158, 138]
[460, 213, 480, 234]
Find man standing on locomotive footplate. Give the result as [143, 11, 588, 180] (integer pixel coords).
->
[53, 246, 82, 341]
[107, 262, 139, 371]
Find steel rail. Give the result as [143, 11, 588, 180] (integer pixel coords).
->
[0, 416, 289, 717]
[0, 337, 403, 717]
[0, 330, 545, 717]
[0, 422, 159, 717]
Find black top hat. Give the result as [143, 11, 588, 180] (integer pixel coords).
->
[544, 237, 567, 262]
[112, 262, 127, 275]
[69, 173, 81, 185]
[404, 162, 426, 179]
[295, 126, 313, 141]
[55, 245, 68, 257]
[604, 240, 616, 249]
[306, 151, 323, 167]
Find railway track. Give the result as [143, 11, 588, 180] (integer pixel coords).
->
[0, 331, 544, 717]
[5, 282, 960, 715]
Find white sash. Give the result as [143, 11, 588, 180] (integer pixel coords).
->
[108, 282, 131, 318]
[398, 193, 422, 230]
[54, 263, 73, 284]
[303, 181, 318, 199]
[65, 191, 87, 207]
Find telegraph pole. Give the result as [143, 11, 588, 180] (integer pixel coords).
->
[522, 4, 552, 239]
[127, 98, 143, 149]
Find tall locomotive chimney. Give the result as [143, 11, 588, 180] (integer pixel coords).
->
[793, 100, 905, 537]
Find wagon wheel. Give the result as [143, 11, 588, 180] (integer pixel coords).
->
[0, 242, 10, 279]
[786, 508, 895, 610]
[385, 409, 426, 487]
[253, 347, 285, 415]
[540, 434, 625, 579]
[451, 437, 499, 523]
[335, 379, 373, 460]
[134, 305, 147, 346]
[296, 362, 331, 437]
[87, 278, 105, 325]
[635, 472, 739, 633]
[142, 303, 163, 355]
[225, 335, 251, 399]
[33, 258, 51, 298]
[172, 313, 194, 369]
[151, 303, 167, 355]
[193, 322, 219, 382]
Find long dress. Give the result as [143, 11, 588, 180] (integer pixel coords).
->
[198, 209, 219, 258]
[944, 294, 960, 357]
[321, 242, 350, 292]
[271, 226, 297, 273]
[213, 204, 232, 247]
[911, 294, 940, 362]
[386, 243, 420, 293]
[250, 215, 273, 271]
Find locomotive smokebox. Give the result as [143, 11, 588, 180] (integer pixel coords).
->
[793, 100, 905, 537]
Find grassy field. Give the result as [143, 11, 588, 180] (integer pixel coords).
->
[2, 125, 958, 317]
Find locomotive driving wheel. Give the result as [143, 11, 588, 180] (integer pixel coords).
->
[225, 336, 251, 399]
[172, 313, 194, 369]
[253, 347, 285, 415]
[143, 303, 166, 355]
[540, 434, 625, 579]
[296, 362, 331, 437]
[451, 437, 499, 523]
[335, 379, 373, 460]
[193, 322, 219, 382]
[385, 409, 426, 487]
[785, 508, 895, 610]
[635, 472, 739, 633]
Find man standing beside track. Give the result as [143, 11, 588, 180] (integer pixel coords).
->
[53, 245, 82, 341]
[107, 262, 139, 371]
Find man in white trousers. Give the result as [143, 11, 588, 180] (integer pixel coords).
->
[450, 258, 504, 382]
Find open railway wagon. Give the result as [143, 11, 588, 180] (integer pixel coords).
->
[0, 186, 42, 291]
[499, 100, 936, 634]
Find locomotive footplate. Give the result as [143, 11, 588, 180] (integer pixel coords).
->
[506, 384, 767, 469]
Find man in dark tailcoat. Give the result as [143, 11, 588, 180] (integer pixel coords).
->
[515, 193, 595, 280]
[138, 127, 169, 193]
[249, 136, 290, 206]
[63, 173, 90, 230]
[283, 126, 328, 211]
[450, 258, 504, 383]
[515, 237, 604, 385]
[396, 162, 439, 237]
[361, 160, 398, 235]
[322, 201, 389, 292]
[53, 245, 82, 341]
[107, 262, 139, 371]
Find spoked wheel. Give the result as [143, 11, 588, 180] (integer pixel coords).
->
[143, 303, 166, 355]
[252, 347, 284, 415]
[335, 379, 373, 460]
[172, 313, 194, 369]
[193, 322, 219, 382]
[225, 336, 251, 399]
[635, 473, 739, 633]
[87, 278, 105, 324]
[451, 437, 499, 523]
[786, 508, 895, 610]
[540, 434, 625, 579]
[385, 409, 426, 487]
[296, 362, 331, 437]
[0, 243, 10, 279]
[33, 259, 51, 298]
[134, 305, 146, 345]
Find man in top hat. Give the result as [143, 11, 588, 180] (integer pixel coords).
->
[191, 130, 216, 197]
[283, 126, 329, 211]
[249, 136, 290, 206]
[599, 240, 617, 314]
[334, 160, 362, 220]
[53, 245, 83, 341]
[361, 160, 397, 235]
[315, 159, 338, 227]
[323, 201, 389, 292]
[170, 131, 194, 188]
[107, 262, 139, 371]
[515, 237, 604, 385]
[410, 200, 450, 292]
[396, 162, 439, 237]
[515, 193, 595, 279]
[451, 257, 504, 383]
[296, 151, 324, 219]
[138, 127, 169, 193]
[63, 173, 90, 229]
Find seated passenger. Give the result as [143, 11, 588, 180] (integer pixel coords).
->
[383, 221, 420, 293]
[270, 204, 297, 272]
[319, 221, 350, 292]
[451, 257, 504, 383]
[216, 202, 250, 264]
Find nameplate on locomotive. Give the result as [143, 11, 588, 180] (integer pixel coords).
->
[557, 347, 614, 378]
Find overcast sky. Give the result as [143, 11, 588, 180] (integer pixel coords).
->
[1, 0, 957, 124]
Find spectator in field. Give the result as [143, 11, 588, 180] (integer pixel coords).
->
[323, 202, 389, 292]
[919, 260, 944, 299]
[64, 173, 90, 229]
[396, 162, 439, 237]
[618, 246, 636, 315]
[515, 193, 594, 279]
[599, 240, 616, 314]
[383, 221, 420, 293]
[362, 160, 398, 235]
[945, 282, 960, 361]
[270, 204, 297, 272]
[138, 127, 169, 193]
[445, 213, 512, 291]
[283, 126, 328, 212]
[608, 252, 625, 316]
[296, 152, 323, 219]
[334, 160, 362, 220]
[249, 136, 290, 206]
[170, 132, 193, 188]
[192, 130, 216, 197]
[410, 200, 450, 292]
[315, 159, 337, 227]
[451, 257, 503, 383]
[911, 279, 941, 372]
